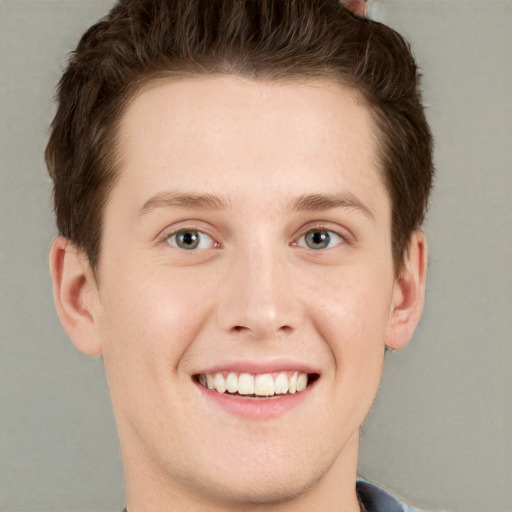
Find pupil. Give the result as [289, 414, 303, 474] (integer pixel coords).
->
[178, 231, 199, 249]
[307, 230, 330, 249]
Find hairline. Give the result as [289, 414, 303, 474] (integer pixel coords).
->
[91, 70, 400, 277]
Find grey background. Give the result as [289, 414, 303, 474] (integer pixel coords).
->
[1, 0, 510, 510]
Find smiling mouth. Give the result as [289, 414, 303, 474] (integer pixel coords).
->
[195, 371, 319, 398]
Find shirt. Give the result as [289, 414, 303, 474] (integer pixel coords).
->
[357, 479, 427, 512]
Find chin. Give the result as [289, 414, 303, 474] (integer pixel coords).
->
[181, 453, 330, 508]
[201, 473, 317, 507]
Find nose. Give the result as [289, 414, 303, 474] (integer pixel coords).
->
[215, 244, 304, 340]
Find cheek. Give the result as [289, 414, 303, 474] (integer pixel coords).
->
[309, 272, 392, 346]
[306, 268, 392, 392]
[97, 267, 218, 429]
[98, 264, 217, 372]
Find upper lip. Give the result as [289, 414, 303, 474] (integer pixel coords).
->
[193, 359, 320, 376]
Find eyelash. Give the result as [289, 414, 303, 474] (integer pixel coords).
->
[295, 229, 345, 250]
[163, 227, 346, 251]
[165, 229, 218, 250]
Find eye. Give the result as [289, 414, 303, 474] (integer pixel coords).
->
[166, 229, 215, 250]
[297, 229, 344, 250]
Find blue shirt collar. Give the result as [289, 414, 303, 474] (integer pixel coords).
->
[357, 479, 425, 512]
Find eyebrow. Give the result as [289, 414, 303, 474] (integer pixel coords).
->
[138, 191, 231, 217]
[292, 192, 376, 221]
[138, 190, 375, 221]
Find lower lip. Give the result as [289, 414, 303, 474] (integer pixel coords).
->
[196, 381, 315, 420]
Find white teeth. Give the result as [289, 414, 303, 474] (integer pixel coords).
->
[289, 372, 297, 394]
[296, 372, 308, 392]
[274, 372, 289, 394]
[214, 373, 226, 393]
[238, 373, 255, 395]
[198, 371, 312, 397]
[226, 372, 238, 393]
[254, 374, 275, 396]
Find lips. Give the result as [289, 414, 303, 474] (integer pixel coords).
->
[194, 364, 320, 420]
[196, 371, 318, 397]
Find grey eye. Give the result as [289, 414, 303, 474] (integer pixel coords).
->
[167, 230, 214, 250]
[299, 230, 343, 250]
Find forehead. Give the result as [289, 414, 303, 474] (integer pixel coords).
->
[113, 75, 387, 216]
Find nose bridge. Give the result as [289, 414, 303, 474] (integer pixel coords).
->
[216, 237, 301, 338]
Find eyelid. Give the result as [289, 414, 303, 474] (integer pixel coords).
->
[295, 228, 345, 249]
[293, 221, 351, 245]
[158, 223, 221, 249]
[168, 230, 215, 250]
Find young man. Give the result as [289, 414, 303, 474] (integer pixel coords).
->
[46, 1, 433, 510]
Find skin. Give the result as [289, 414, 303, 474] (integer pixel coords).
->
[50, 75, 427, 512]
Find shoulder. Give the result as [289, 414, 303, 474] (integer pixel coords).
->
[356, 478, 433, 512]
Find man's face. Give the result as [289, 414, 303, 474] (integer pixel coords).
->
[92, 76, 401, 505]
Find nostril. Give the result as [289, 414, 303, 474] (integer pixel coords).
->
[231, 324, 294, 335]
[232, 324, 293, 335]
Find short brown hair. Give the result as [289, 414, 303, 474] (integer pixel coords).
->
[46, 0, 433, 272]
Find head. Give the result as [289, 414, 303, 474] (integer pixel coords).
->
[47, 1, 433, 510]
[46, 0, 433, 275]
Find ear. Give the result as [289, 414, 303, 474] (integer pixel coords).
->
[49, 236, 103, 356]
[386, 230, 428, 350]
[340, 1, 367, 17]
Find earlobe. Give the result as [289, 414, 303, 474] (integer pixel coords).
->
[49, 236, 103, 356]
[386, 230, 428, 350]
